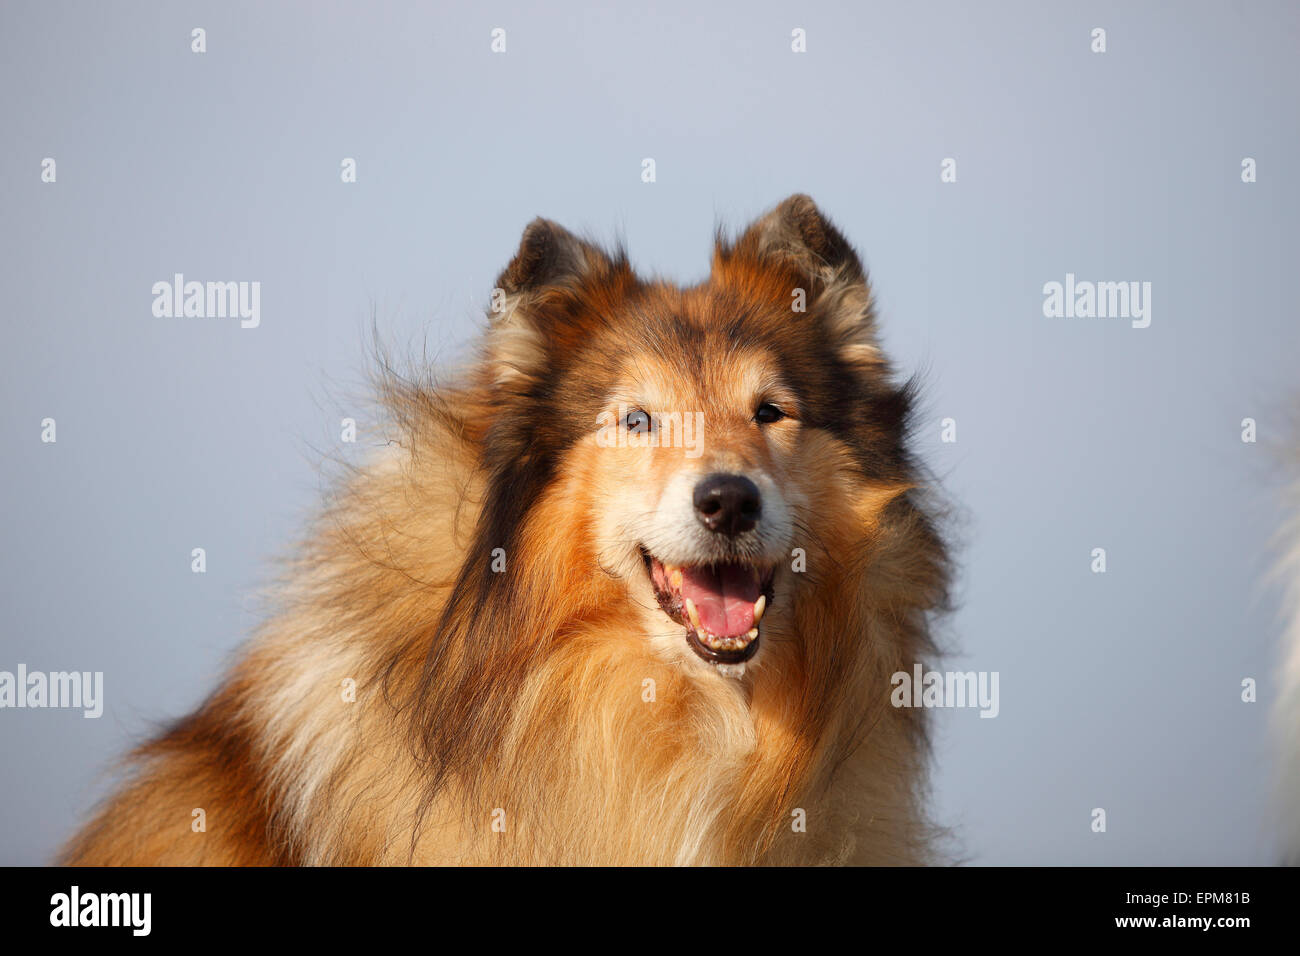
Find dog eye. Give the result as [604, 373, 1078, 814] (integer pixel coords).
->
[624, 409, 653, 433]
[754, 403, 786, 425]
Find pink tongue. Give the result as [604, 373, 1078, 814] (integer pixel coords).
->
[680, 564, 759, 637]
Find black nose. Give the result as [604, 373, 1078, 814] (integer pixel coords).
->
[693, 474, 761, 536]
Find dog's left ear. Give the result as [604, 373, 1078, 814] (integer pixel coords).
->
[720, 194, 879, 369]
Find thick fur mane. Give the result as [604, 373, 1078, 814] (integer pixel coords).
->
[61, 197, 952, 866]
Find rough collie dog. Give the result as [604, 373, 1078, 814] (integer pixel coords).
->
[62, 195, 950, 866]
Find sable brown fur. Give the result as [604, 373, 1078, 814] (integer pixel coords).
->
[61, 195, 951, 866]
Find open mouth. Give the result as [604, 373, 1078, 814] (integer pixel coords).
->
[641, 548, 776, 667]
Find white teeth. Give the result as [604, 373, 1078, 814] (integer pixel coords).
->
[670, 569, 683, 589]
[685, 598, 701, 629]
[692, 627, 760, 652]
[752, 594, 766, 624]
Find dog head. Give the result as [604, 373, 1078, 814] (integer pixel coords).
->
[475, 195, 921, 679]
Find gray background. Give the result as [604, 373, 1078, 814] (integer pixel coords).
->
[2, 0, 1297, 865]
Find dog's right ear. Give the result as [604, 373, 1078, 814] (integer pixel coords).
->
[484, 218, 624, 390]
[496, 218, 601, 297]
